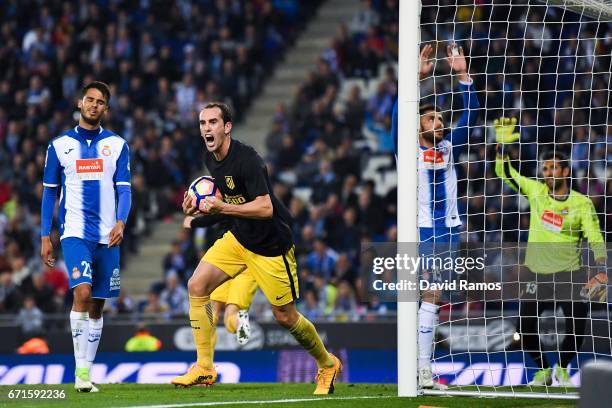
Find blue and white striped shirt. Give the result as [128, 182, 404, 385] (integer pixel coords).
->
[42, 125, 131, 244]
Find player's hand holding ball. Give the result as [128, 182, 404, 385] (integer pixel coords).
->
[493, 117, 520, 144]
[186, 176, 222, 215]
[201, 196, 224, 214]
[182, 191, 199, 216]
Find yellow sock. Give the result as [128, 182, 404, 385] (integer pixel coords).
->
[289, 314, 334, 368]
[225, 313, 238, 334]
[189, 295, 214, 369]
[210, 311, 218, 362]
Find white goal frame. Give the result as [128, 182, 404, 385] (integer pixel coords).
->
[397, 0, 420, 398]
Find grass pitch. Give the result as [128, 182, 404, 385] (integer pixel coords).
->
[0, 383, 576, 408]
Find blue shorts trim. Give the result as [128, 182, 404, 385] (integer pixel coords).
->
[61, 237, 121, 299]
[419, 226, 461, 243]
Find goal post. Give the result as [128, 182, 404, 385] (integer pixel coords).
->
[398, 0, 611, 399]
[397, 0, 421, 398]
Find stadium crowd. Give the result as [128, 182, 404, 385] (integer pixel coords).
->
[0, 0, 320, 321]
[2, 0, 610, 326]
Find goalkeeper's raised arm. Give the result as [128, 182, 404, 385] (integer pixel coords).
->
[493, 117, 542, 198]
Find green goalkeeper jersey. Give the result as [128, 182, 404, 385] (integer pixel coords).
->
[495, 155, 605, 274]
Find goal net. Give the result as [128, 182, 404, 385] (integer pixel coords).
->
[406, 0, 611, 399]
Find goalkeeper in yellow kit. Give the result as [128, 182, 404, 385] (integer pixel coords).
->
[494, 117, 607, 387]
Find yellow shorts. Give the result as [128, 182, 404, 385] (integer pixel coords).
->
[202, 231, 299, 306]
[210, 269, 258, 309]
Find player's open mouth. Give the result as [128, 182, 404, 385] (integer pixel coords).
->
[204, 134, 215, 146]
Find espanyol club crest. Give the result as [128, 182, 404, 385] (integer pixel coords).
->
[72, 267, 80, 280]
[102, 145, 112, 156]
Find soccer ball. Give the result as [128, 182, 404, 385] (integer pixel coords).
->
[187, 176, 221, 210]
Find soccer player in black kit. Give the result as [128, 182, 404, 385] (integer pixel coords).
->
[172, 103, 341, 395]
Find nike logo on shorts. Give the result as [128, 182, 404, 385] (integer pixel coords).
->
[275, 294, 287, 301]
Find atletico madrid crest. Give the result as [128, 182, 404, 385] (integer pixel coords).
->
[225, 176, 235, 190]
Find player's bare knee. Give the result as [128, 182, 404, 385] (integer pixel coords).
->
[272, 310, 292, 328]
[272, 304, 298, 329]
[187, 276, 210, 297]
[73, 284, 92, 310]
[189, 262, 229, 297]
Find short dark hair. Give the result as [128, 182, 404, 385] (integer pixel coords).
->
[541, 150, 570, 170]
[81, 81, 111, 104]
[204, 102, 233, 124]
[419, 103, 437, 116]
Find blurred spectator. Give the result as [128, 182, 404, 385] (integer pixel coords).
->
[311, 160, 340, 204]
[24, 272, 56, 314]
[344, 86, 366, 138]
[9, 254, 32, 286]
[357, 183, 386, 238]
[306, 238, 339, 280]
[42, 264, 68, 296]
[313, 275, 336, 316]
[0, 271, 22, 313]
[138, 290, 169, 315]
[163, 240, 189, 283]
[16, 296, 43, 336]
[108, 289, 135, 315]
[350, 0, 380, 35]
[299, 289, 323, 321]
[332, 253, 356, 284]
[329, 208, 361, 259]
[159, 272, 189, 315]
[334, 280, 358, 320]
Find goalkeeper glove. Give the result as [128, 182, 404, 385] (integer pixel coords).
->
[580, 269, 608, 303]
[493, 117, 520, 144]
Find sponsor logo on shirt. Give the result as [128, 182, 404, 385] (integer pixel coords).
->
[76, 158, 104, 180]
[223, 194, 246, 205]
[422, 149, 447, 170]
[423, 149, 444, 164]
[541, 209, 564, 233]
